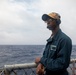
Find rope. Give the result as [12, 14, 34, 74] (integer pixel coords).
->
[0, 70, 4, 75]
[12, 70, 17, 75]
[30, 68, 36, 75]
[23, 69, 28, 75]
[69, 59, 76, 75]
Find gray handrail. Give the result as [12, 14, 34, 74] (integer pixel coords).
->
[4, 59, 76, 70]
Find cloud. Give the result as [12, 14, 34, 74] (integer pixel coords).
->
[0, 0, 76, 45]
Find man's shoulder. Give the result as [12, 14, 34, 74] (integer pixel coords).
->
[60, 31, 72, 42]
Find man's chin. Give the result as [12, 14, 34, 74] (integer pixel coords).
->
[47, 27, 52, 30]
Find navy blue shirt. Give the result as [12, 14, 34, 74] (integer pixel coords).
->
[40, 29, 72, 75]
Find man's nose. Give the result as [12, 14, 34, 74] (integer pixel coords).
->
[47, 22, 50, 25]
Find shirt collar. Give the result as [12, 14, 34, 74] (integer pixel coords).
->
[47, 29, 62, 43]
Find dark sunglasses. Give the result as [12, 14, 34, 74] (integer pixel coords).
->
[45, 19, 53, 23]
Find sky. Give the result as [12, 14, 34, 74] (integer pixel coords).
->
[0, 0, 76, 45]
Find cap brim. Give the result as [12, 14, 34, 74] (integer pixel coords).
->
[42, 14, 52, 21]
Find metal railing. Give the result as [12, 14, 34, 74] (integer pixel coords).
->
[0, 59, 76, 75]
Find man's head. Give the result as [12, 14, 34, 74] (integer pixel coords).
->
[42, 12, 61, 30]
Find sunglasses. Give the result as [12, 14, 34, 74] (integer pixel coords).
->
[45, 19, 53, 23]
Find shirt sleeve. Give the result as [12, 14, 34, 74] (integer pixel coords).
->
[40, 38, 72, 71]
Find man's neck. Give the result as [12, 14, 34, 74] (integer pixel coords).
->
[51, 27, 59, 36]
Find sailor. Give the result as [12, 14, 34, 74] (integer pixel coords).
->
[35, 12, 72, 75]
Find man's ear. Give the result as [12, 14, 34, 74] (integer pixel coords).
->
[56, 19, 61, 25]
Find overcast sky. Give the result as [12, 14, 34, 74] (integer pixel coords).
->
[0, 0, 76, 45]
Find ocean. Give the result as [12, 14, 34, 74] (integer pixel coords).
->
[0, 45, 76, 68]
[0, 45, 44, 68]
[0, 45, 76, 67]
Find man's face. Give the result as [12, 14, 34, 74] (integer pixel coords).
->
[45, 19, 57, 30]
